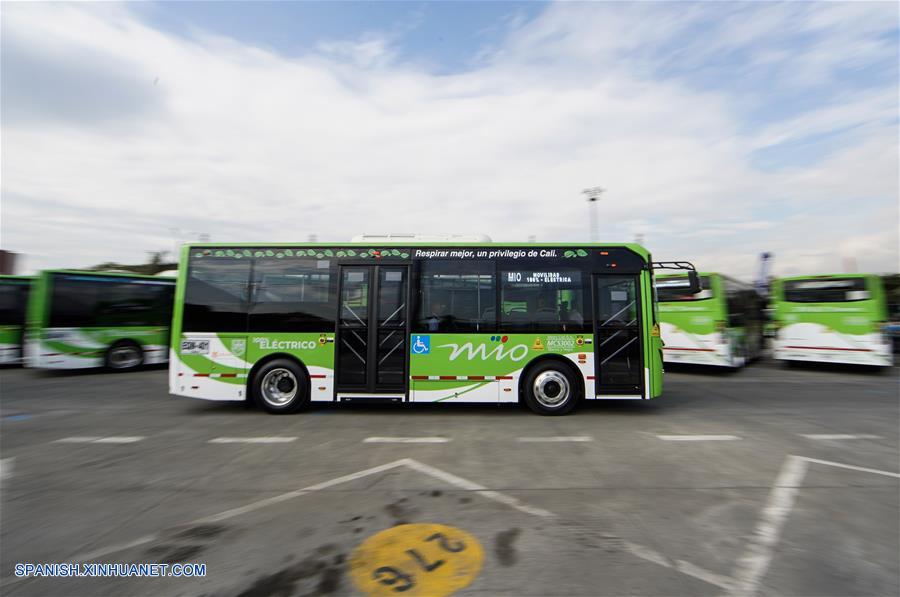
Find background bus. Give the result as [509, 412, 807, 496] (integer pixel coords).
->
[771, 274, 892, 367]
[169, 243, 695, 415]
[655, 272, 764, 368]
[26, 270, 175, 370]
[0, 275, 33, 365]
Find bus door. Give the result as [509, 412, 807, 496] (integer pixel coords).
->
[335, 265, 410, 398]
[593, 275, 644, 398]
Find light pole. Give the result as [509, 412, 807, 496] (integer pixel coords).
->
[582, 186, 604, 243]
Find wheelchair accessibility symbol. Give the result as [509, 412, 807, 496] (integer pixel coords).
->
[412, 335, 431, 355]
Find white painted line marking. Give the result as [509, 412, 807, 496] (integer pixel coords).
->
[208, 437, 297, 444]
[800, 434, 882, 440]
[516, 436, 593, 442]
[363, 437, 450, 443]
[800, 457, 900, 479]
[0, 458, 13, 483]
[71, 459, 412, 562]
[657, 435, 741, 441]
[731, 455, 900, 596]
[731, 454, 808, 596]
[401, 458, 555, 518]
[58, 458, 730, 593]
[623, 540, 735, 592]
[54, 437, 144, 444]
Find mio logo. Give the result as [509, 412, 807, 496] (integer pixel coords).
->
[438, 342, 529, 362]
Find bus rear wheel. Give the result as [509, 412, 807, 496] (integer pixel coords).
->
[523, 361, 579, 415]
[252, 359, 309, 414]
[106, 341, 143, 371]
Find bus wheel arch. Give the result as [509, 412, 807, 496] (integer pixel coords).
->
[248, 354, 310, 414]
[518, 355, 583, 415]
[105, 340, 144, 371]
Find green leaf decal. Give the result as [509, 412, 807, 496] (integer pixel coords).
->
[347, 250, 357, 257]
[214, 250, 224, 257]
[194, 252, 203, 258]
[265, 250, 274, 257]
[391, 249, 401, 256]
[316, 252, 324, 258]
[234, 253, 243, 259]
[400, 253, 409, 259]
[322, 249, 332, 257]
[336, 250, 346, 257]
[576, 249, 588, 257]
[255, 251, 264, 258]
[225, 249, 235, 256]
[276, 253, 284, 258]
[284, 249, 293, 257]
[243, 249, 252, 257]
[360, 253, 369, 258]
[564, 250, 575, 258]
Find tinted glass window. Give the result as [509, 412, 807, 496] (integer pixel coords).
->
[49, 275, 173, 328]
[415, 261, 495, 332]
[0, 282, 29, 326]
[95, 281, 173, 326]
[183, 258, 250, 332]
[500, 269, 590, 332]
[783, 278, 869, 303]
[249, 259, 335, 332]
[655, 275, 712, 302]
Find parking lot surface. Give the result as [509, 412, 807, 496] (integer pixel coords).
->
[1, 362, 898, 596]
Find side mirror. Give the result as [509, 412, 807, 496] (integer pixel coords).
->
[687, 270, 701, 294]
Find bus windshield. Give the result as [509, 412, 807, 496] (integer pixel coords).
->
[655, 275, 712, 302]
[782, 278, 869, 303]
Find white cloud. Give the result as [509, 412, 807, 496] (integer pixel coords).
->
[317, 35, 396, 69]
[0, 2, 897, 280]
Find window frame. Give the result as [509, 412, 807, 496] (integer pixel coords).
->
[498, 266, 592, 333]
[413, 259, 498, 333]
[182, 257, 252, 333]
[247, 258, 337, 333]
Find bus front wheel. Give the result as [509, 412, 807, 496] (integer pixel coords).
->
[252, 359, 309, 414]
[105, 341, 144, 371]
[523, 361, 579, 415]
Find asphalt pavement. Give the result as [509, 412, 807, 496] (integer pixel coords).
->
[1, 361, 898, 596]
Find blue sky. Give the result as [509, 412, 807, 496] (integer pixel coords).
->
[1, 2, 897, 276]
[135, 1, 545, 74]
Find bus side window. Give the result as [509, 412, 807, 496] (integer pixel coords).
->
[500, 270, 590, 333]
[0, 284, 19, 327]
[183, 257, 251, 333]
[248, 259, 335, 332]
[415, 261, 496, 333]
[48, 276, 99, 328]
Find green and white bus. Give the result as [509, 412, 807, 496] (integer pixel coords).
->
[771, 274, 893, 367]
[25, 270, 175, 370]
[169, 241, 698, 415]
[0, 275, 33, 365]
[655, 272, 764, 368]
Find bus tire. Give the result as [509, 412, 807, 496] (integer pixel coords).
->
[105, 341, 144, 371]
[522, 360, 580, 415]
[252, 359, 309, 414]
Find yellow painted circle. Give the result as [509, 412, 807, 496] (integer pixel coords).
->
[349, 523, 484, 597]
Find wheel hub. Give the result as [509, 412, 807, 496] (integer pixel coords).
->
[533, 370, 570, 407]
[261, 368, 298, 406]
